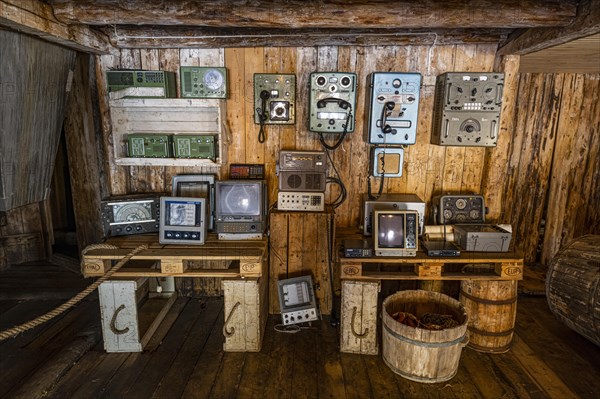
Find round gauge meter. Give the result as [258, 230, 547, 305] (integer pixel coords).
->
[469, 209, 481, 220]
[204, 69, 224, 91]
[443, 209, 453, 221]
[455, 198, 467, 209]
[114, 203, 152, 222]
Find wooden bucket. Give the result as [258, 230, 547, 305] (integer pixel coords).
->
[459, 280, 517, 353]
[382, 290, 468, 383]
[546, 235, 600, 346]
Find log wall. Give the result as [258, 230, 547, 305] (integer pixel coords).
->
[95, 46, 600, 268]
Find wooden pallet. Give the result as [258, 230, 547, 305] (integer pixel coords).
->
[340, 253, 524, 281]
[81, 234, 268, 278]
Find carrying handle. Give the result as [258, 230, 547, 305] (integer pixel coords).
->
[110, 304, 130, 335]
[351, 306, 369, 339]
[223, 301, 241, 337]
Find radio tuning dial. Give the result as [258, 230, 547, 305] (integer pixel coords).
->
[392, 79, 402, 88]
[469, 209, 480, 219]
[455, 199, 467, 209]
[340, 76, 352, 88]
[316, 76, 327, 87]
[443, 209, 453, 220]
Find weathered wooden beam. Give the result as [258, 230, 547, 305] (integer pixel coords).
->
[104, 27, 510, 48]
[497, 0, 600, 55]
[49, 0, 577, 29]
[0, 0, 112, 54]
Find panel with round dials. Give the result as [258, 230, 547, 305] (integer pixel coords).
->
[180, 66, 227, 98]
[438, 194, 486, 224]
[101, 197, 161, 237]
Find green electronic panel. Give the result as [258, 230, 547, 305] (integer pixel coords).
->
[308, 72, 356, 133]
[106, 70, 177, 98]
[127, 134, 172, 158]
[180, 67, 227, 98]
[173, 135, 216, 159]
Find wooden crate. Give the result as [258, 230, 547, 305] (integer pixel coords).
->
[340, 280, 380, 355]
[222, 276, 268, 352]
[269, 210, 334, 315]
[81, 234, 267, 279]
[98, 277, 177, 352]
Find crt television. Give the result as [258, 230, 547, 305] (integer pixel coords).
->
[215, 180, 267, 234]
[374, 209, 418, 257]
[159, 197, 207, 245]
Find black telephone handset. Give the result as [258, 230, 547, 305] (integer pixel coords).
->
[256, 90, 270, 143]
[317, 98, 351, 110]
[380, 101, 395, 134]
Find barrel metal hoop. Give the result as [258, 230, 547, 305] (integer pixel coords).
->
[467, 325, 514, 337]
[383, 321, 466, 348]
[468, 340, 512, 353]
[460, 290, 518, 305]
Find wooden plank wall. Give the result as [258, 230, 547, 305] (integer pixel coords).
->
[95, 46, 600, 269]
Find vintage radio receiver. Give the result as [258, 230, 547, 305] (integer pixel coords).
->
[254, 73, 296, 125]
[309, 72, 357, 133]
[432, 194, 486, 225]
[215, 180, 267, 235]
[453, 224, 512, 252]
[278, 171, 325, 192]
[371, 147, 404, 178]
[159, 197, 208, 245]
[278, 275, 320, 325]
[106, 70, 176, 98]
[432, 72, 504, 147]
[343, 238, 373, 258]
[374, 209, 418, 257]
[365, 72, 422, 145]
[180, 66, 227, 98]
[277, 192, 325, 212]
[127, 134, 172, 158]
[101, 194, 161, 237]
[172, 135, 216, 160]
[229, 164, 265, 179]
[278, 150, 327, 173]
[362, 193, 425, 236]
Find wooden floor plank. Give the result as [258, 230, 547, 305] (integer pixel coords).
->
[461, 349, 518, 399]
[339, 353, 373, 399]
[152, 298, 223, 399]
[316, 318, 346, 399]
[488, 352, 546, 399]
[289, 322, 319, 399]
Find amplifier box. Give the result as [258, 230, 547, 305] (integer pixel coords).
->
[278, 150, 327, 173]
[453, 224, 512, 252]
[432, 194, 485, 224]
[278, 171, 326, 192]
[180, 66, 227, 98]
[230, 164, 265, 179]
[173, 135, 216, 159]
[362, 193, 425, 236]
[432, 72, 504, 147]
[106, 70, 176, 98]
[343, 238, 373, 258]
[277, 192, 325, 212]
[127, 134, 172, 158]
[365, 72, 422, 145]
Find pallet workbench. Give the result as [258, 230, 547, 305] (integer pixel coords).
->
[81, 233, 269, 352]
[337, 228, 524, 355]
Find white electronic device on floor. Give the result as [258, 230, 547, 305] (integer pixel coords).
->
[278, 275, 320, 325]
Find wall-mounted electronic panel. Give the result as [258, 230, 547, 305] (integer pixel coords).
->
[309, 72, 357, 133]
[431, 72, 504, 147]
[254, 74, 296, 125]
[180, 66, 227, 99]
[366, 72, 421, 145]
[371, 147, 404, 178]
[172, 135, 216, 160]
[431, 194, 486, 225]
[106, 70, 176, 98]
[159, 197, 207, 245]
[127, 134, 172, 158]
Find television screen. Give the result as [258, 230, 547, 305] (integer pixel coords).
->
[164, 200, 201, 227]
[377, 213, 405, 248]
[217, 182, 261, 216]
[110, 200, 156, 225]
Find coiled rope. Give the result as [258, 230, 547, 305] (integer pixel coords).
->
[0, 243, 148, 341]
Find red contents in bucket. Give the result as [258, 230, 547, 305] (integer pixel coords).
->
[391, 311, 459, 330]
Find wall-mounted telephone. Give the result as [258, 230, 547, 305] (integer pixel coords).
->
[254, 73, 296, 143]
[309, 72, 357, 134]
[365, 72, 422, 145]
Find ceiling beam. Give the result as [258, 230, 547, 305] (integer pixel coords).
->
[49, 0, 577, 29]
[0, 0, 112, 54]
[105, 27, 510, 48]
[497, 0, 600, 55]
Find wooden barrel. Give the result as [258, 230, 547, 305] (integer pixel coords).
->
[382, 290, 468, 383]
[546, 235, 600, 346]
[459, 280, 517, 353]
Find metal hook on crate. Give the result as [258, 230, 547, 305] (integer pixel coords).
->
[223, 301, 241, 337]
[110, 304, 130, 335]
[351, 306, 369, 339]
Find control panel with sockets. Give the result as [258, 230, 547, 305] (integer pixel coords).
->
[278, 150, 327, 173]
[254, 74, 296, 125]
[277, 192, 325, 212]
[172, 135, 216, 159]
[432, 194, 486, 225]
[365, 72, 422, 145]
[127, 134, 172, 158]
[180, 66, 227, 99]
